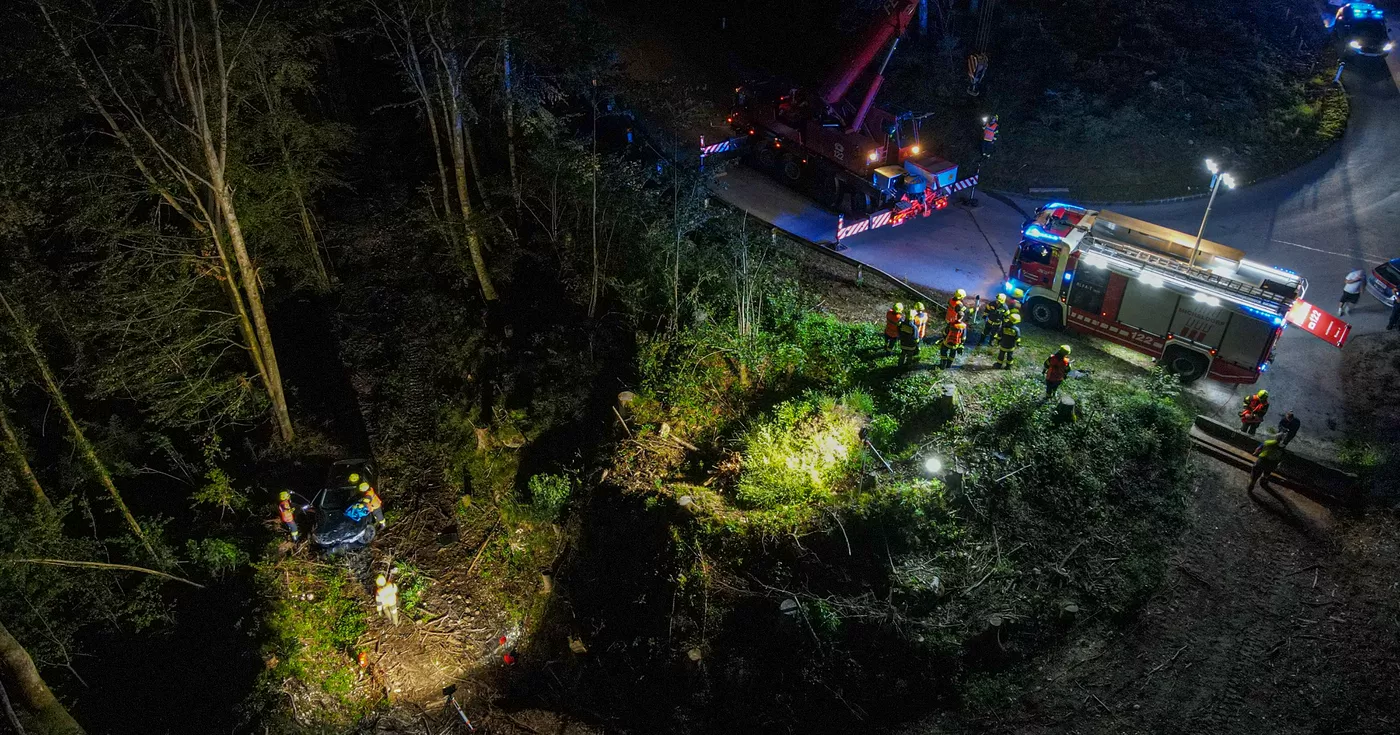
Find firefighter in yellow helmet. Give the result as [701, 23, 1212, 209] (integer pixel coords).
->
[911, 301, 930, 341]
[883, 302, 905, 352]
[946, 289, 967, 324]
[994, 313, 1022, 368]
[979, 293, 1009, 347]
[358, 481, 385, 529]
[1239, 389, 1270, 435]
[276, 490, 299, 541]
[1008, 288, 1025, 314]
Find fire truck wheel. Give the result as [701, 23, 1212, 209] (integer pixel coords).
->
[1161, 347, 1209, 383]
[782, 156, 803, 182]
[1025, 297, 1062, 329]
[756, 146, 779, 170]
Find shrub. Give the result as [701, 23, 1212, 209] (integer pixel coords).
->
[735, 393, 864, 509]
[527, 473, 573, 521]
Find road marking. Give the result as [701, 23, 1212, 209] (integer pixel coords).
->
[1270, 238, 1388, 261]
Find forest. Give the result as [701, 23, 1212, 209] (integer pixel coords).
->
[0, 1, 1378, 734]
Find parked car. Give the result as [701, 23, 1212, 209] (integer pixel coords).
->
[1366, 257, 1400, 307]
[1332, 3, 1394, 57]
[309, 458, 378, 553]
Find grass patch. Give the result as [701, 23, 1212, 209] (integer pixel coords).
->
[251, 556, 379, 730]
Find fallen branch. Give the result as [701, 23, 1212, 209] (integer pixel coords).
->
[611, 406, 633, 439]
[465, 520, 503, 578]
[824, 509, 852, 556]
[3, 558, 204, 588]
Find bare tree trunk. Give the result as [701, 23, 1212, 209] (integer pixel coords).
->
[0, 401, 51, 512]
[0, 291, 156, 562]
[43, 0, 293, 441]
[0, 619, 84, 735]
[589, 82, 599, 318]
[291, 186, 331, 290]
[174, 0, 295, 442]
[434, 46, 498, 301]
[503, 38, 522, 216]
[396, 3, 455, 222]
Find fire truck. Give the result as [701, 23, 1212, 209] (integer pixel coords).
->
[1007, 203, 1313, 384]
[708, 0, 971, 220]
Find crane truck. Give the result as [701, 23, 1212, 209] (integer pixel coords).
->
[704, 0, 974, 230]
[1007, 203, 1351, 385]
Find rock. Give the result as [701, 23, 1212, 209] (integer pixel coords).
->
[687, 648, 703, 661]
[617, 391, 637, 411]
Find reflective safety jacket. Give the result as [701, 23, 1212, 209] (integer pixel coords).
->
[277, 499, 295, 525]
[1044, 353, 1071, 382]
[911, 310, 930, 340]
[946, 299, 964, 324]
[1255, 439, 1283, 462]
[982, 121, 999, 142]
[944, 324, 966, 347]
[361, 487, 383, 513]
[983, 302, 1008, 327]
[1240, 394, 1269, 425]
[997, 324, 1021, 349]
[885, 309, 902, 339]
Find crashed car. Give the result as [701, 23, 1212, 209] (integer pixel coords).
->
[310, 458, 379, 553]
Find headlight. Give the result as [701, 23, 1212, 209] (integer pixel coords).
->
[1349, 39, 1362, 49]
[1386, 41, 1396, 51]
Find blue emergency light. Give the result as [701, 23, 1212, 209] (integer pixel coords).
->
[1023, 224, 1061, 244]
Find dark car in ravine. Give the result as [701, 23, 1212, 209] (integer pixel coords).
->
[309, 458, 378, 553]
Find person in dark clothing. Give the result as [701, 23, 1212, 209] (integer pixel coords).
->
[1276, 410, 1301, 447]
[897, 316, 921, 367]
[1389, 297, 1400, 331]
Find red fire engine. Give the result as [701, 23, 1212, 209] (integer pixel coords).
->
[1008, 203, 1322, 384]
[708, 0, 971, 220]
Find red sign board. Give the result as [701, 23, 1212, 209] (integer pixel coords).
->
[1285, 300, 1351, 347]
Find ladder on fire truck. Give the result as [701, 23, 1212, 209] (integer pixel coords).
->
[1075, 232, 1294, 316]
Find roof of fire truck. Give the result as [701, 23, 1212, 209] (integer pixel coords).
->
[1025, 203, 1307, 322]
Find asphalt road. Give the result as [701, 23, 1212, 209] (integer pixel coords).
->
[709, 19, 1400, 451]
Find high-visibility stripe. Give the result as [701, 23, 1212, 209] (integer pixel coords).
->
[835, 176, 977, 242]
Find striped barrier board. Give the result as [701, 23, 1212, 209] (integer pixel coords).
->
[836, 175, 978, 242]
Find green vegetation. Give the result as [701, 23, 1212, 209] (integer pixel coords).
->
[253, 557, 377, 729]
[527, 473, 574, 521]
[613, 265, 1195, 724]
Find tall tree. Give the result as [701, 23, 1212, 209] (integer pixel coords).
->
[35, 0, 296, 441]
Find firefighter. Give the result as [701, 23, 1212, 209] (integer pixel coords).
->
[911, 302, 930, 342]
[897, 313, 921, 366]
[979, 293, 1009, 346]
[994, 313, 1022, 368]
[1043, 345, 1072, 398]
[939, 322, 967, 368]
[276, 490, 299, 542]
[375, 574, 400, 626]
[1247, 438, 1284, 493]
[358, 481, 385, 529]
[981, 114, 999, 157]
[1239, 389, 1270, 435]
[883, 302, 905, 352]
[946, 289, 967, 324]
[347, 472, 361, 486]
[1008, 288, 1025, 315]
